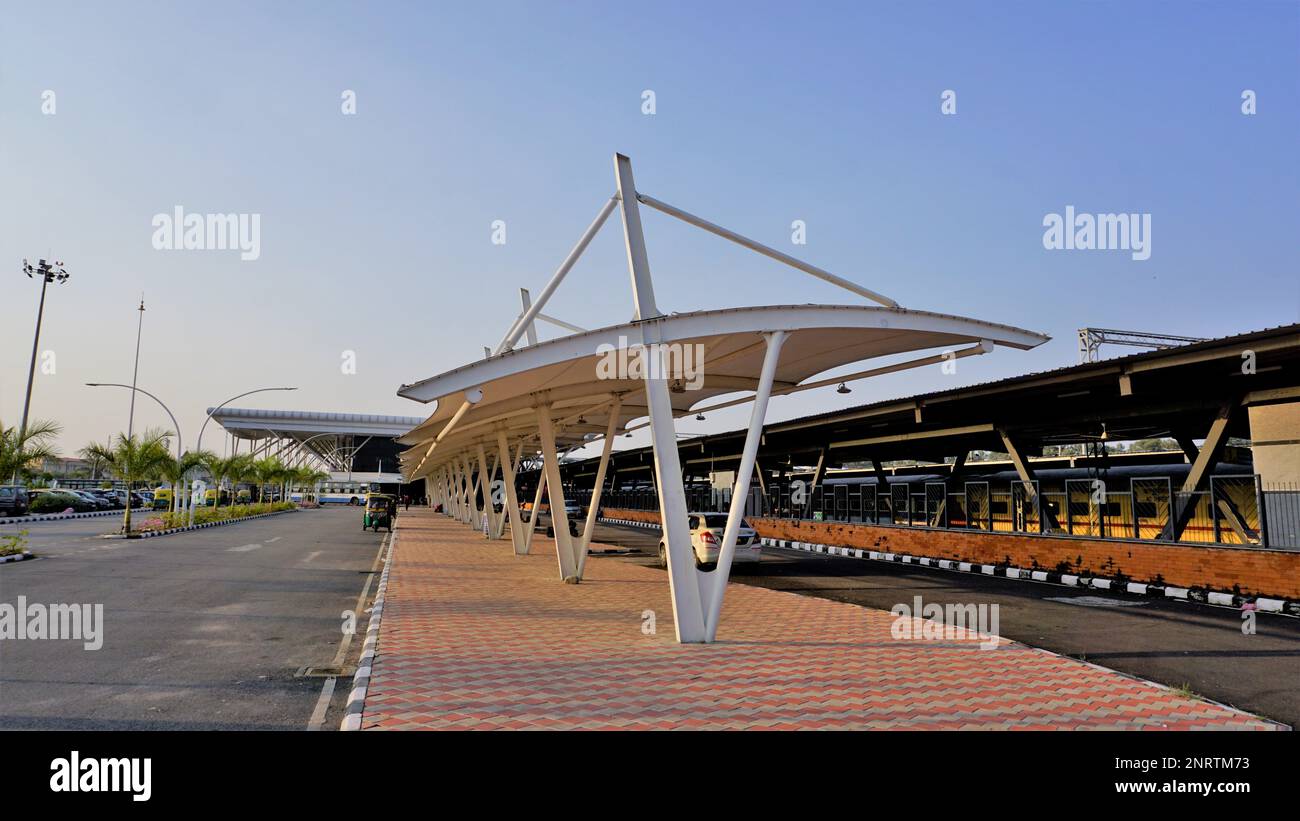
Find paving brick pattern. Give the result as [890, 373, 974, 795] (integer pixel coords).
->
[358, 509, 1277, 730]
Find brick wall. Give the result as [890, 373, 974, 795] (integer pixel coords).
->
[601, 507, 1300, 600]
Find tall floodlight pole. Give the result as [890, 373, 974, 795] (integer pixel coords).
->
[121, 297, 146, 534]
[16, 259, 70, 478]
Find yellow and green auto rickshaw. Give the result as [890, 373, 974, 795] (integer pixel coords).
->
[153, 486, 173, 510]
[364, 493, 395, 532]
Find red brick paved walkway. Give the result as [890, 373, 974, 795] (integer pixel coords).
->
[356, 509, 1277, 730]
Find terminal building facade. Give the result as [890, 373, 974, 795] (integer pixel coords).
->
[207, 408, 427, 502]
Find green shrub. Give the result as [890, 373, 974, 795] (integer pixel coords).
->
[0, 530, 28, 556]
[143, 501, 297, 531]
[30, 491, 92, 513]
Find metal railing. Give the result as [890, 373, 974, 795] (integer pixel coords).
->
[592, 474, 1300, 550]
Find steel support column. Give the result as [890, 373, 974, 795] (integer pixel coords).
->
[537, 406, 579, 581]
[576, 397, 622, 578]
[703, 330, 786, 641]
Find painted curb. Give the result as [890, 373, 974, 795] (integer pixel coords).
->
[0, 551, 34, 564]
[598, 516, 661, 531]
[1, 508, 122, 525]
[341, 527, 395, 731]
[103, 508, 299, 539]
[759, 536, 1300, 618]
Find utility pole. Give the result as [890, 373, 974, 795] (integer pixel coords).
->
[122, 296, 146, 534]
[17, 258, 70, 455]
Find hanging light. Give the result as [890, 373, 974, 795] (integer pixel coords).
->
[696, 413, 705, 421]
[837, 382, 851, 394]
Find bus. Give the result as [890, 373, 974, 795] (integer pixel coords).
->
[292, 480, 378, 505]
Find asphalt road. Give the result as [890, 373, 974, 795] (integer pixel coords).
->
[587, 521, 1300, 728]
[0, 507, 384, 730]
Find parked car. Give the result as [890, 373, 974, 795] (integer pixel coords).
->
[657, 512, 760, 570]
[88, 489, 124, 509]
[0, 485, 30, 517]
[70, 490, 113, 510]
[28, 489, 96, 514]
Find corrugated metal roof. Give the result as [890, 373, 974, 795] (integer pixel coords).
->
[774, 323, 1300, 429]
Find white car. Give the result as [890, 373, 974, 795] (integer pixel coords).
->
[657, 512, 760, 569]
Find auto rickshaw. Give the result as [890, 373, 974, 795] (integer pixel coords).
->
[364, 493, 395, 532]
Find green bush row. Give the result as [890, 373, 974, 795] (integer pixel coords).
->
[138, 501, 297, 532]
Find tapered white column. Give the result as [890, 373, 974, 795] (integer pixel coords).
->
[537, 406, 579, 581]
[576, 397, 622, 578]
[641, 334, 705, 641]
[522, 469, 547, 552]
[475, 442, 499, 538]
[704, 330, 786, 640]
[497, 431, 529, 555]
[615, 151, 706, 641]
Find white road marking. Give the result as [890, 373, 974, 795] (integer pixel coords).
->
[267, 536, 282, 543]
[227, 543, 262, 552]
[303, 550, 322, 563]
[1044, 595, 1149, 608]
[308, 532, 389, 731]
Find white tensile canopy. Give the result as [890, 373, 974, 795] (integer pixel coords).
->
[396, 154, 1049, 643]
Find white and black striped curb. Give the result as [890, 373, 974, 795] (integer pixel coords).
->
[762, 537, 1300, 618]
[341, 528, 395, 731]
[599, 516, 661, 530]
[1, 508, 121, 525]
[0, 551, 34, 564]
[102, 509, 298, 539]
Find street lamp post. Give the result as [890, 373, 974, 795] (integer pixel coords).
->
[15, 259, 69, 481]
[86, 383, 183, 512]
[122, 297, 146, 534]
[190, 387, 297, 525]
[195, 387, 298, 453]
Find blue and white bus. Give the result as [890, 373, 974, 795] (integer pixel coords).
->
[290, 480, 377, 505]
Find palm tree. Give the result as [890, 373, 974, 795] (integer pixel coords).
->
[199, 453, 250, 512]
[2, 418, 62, 484]
[250, 456, 285, 504]
[155, 450, 214, 515]
[286, 466, 328, 503]
[81, 429, 171, 533]
[286, 465, 326, 503]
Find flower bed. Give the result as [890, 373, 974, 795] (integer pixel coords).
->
[138, 501, 298, 532]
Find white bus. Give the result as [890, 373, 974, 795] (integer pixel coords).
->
[291, 480, 378, 505]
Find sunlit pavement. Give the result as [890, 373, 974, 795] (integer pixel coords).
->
[0, 508, 383, 730]
[356, 508, 1280, 730]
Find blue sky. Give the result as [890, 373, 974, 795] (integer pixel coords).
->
[3, 0, 1297, 455]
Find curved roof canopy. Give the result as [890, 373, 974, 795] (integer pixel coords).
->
[396, 304, 1047, 481]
